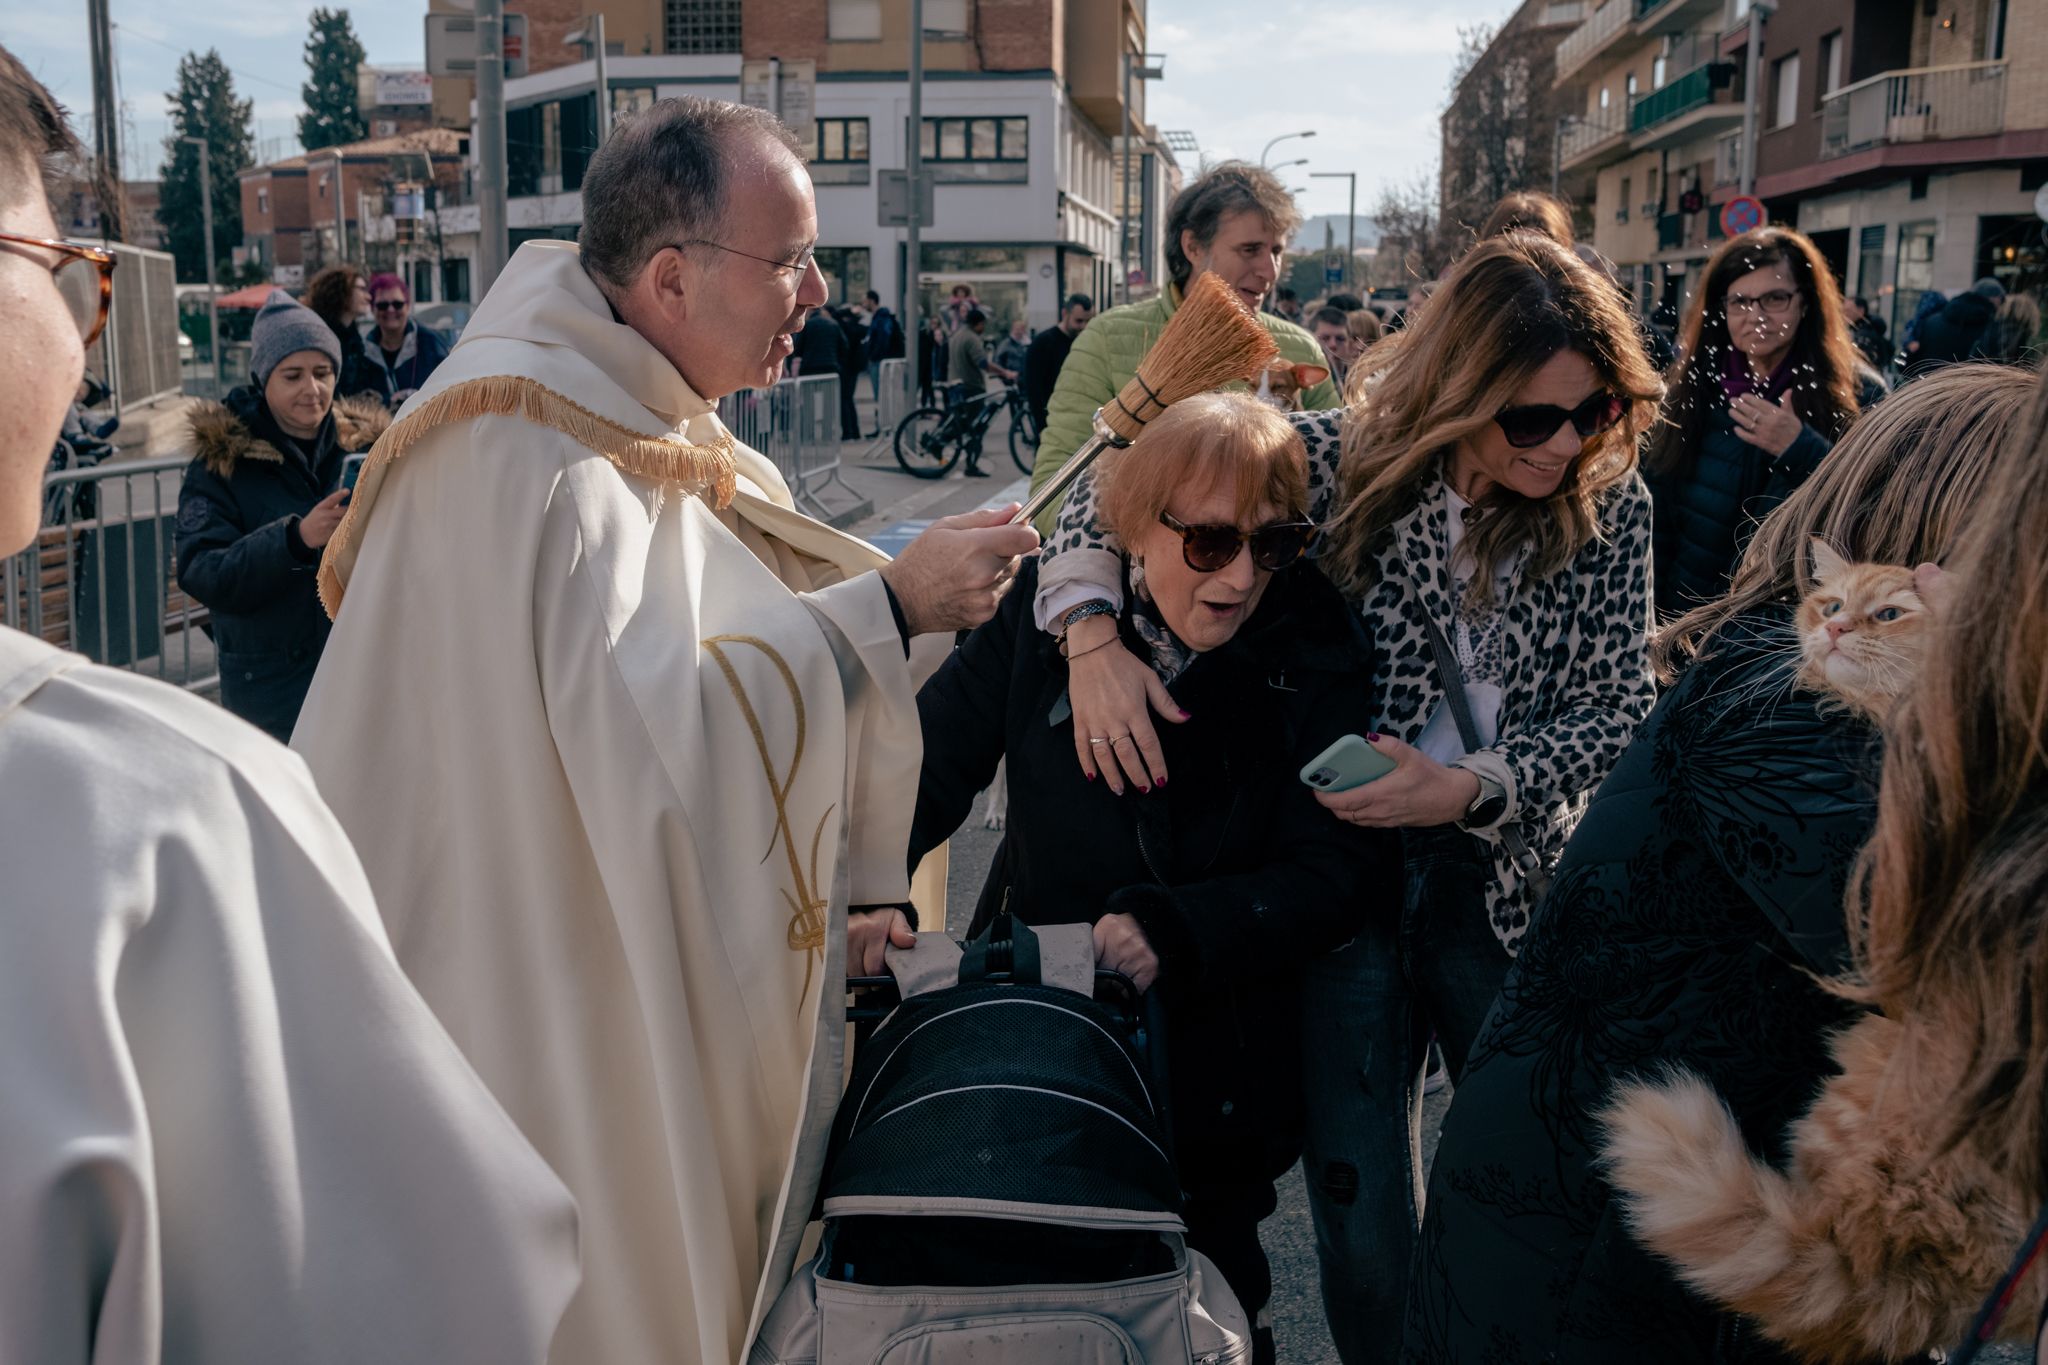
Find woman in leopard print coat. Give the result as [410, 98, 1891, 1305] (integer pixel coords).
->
[1033, 234, 1663, 1362]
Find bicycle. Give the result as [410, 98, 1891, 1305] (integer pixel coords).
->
[893, 384, 1014, 480]
[1004, 386, 1040, 475]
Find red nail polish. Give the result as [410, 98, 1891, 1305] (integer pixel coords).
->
[1085, 771, 1096, 782]
[1179, 710, 1193, 720]
[1155, 776, 1168, 788]
[1367, 732, 1382, 742]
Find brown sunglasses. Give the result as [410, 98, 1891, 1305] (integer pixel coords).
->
[0, 232, 117, 346]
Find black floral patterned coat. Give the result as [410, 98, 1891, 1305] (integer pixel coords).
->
[1401, 610, 1884, 1364]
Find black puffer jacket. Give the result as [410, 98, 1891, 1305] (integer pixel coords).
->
[1645, 373, 1885, 618]
[1908, 290, 1998, 372]
[908, 557, 1399, 1179]
[174, 387, 386, 740]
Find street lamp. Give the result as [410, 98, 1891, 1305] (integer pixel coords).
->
[564, 14, 610, 147]
[181, 135, 220, 398]
[1259, 129, 1315, 167]
[1270, 157, 1309, 173]
[1310, 170, 1358, 293]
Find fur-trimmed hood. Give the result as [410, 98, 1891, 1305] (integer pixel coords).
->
[187, 390, 391, 479]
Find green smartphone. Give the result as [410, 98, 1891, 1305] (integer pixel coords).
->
[1300, 734, 1398, 793]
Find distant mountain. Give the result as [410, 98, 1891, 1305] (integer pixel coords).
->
[1291, 214, 1381, 253]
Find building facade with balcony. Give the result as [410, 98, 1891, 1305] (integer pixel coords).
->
[238, 129, 468, 294]
[1552, 0, 1748, 315]
[1743, 0, 2043, 336]
[429, 0, 1165, 327]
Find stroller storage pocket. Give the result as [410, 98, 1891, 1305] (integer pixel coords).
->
[872, 1310, 1140, 1364]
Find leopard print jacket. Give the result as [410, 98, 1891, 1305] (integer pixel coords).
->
[1036, 406, 1657, 951]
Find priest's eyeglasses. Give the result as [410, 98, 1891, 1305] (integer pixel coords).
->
[671, 239, 817, 279]
[0, 234, 116, 345]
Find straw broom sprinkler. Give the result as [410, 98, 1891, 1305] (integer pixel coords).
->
[1013, 273, 1281, 526]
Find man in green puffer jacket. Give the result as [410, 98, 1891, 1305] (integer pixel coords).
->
[1029, 161, 1338, 533]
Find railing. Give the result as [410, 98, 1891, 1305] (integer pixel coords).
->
[1715, 129, 1743, 186]
[1555, 0, 1629, 81]
[4, 456, 218, 694]
[1819, 62, 2006, 160]
[1630, 63, 1717, 132]
[1560, 115, 1628, 163]
[715, 374, 870, 525]
[58, 243, 183, 414]
[874, 357, 914, 435]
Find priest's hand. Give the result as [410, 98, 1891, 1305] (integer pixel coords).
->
[883, 506, 1040, 634]
[849, 908, 916, 977]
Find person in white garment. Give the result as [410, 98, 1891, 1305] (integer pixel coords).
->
[0, 44, 581, 1364]
[294, 96, 1039, 1365]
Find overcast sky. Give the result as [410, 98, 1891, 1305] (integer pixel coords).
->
[17, 0, 1517, 215]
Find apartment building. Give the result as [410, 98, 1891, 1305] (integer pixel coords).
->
[238, 128, 467, 293]
[1440, 0, 1592, 235]
[1548, 0, 2043, 331]
[427, 0, 1172, 324]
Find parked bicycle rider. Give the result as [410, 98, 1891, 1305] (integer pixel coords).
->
[947, 309, 1016, 478]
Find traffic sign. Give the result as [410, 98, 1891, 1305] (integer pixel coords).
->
[425, 12, 526, 79]
[1720, 194, 1765, 238]
[1324, 249, 1345, 286]
[877, 170, 934, 228]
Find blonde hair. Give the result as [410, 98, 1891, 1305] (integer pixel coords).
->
[1321, 233, 1663, 606]
[1653, 364, 2035, 678]
[1346, 307, 1382, 347]
[1848, 363, 2048, 1202]
[1477, 190, 1574, 248]
[1096, 391, 1309, 544]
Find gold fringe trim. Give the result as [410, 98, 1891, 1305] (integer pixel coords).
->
[317, 375, 740, 616]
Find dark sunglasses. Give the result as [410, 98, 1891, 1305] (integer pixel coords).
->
[1493, 392, 1626, 450]
[1159, 512, 1317, 573]
[373, 299, 408, 312]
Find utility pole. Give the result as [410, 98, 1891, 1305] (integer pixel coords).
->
[1311, 172, 1357, 291]
[592, 13, 610, 146]
[475, 0, 510, 295]
[1738, 3, 1766, 195]
[86, 0, 125, 241]
[1551, 116, 1567, 198]
[182, 135, 219, 398]
[331, 148, 348, 264]
[904, 0, 924, 362]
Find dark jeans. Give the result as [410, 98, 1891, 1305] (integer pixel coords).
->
[1298, 824, 1514, 1364]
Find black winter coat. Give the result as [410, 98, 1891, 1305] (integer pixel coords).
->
[174, 387, 387, 740]
[796, 311, 848, 378]
[359, 320, 450, 399]
[909, 557, 1399, 1183]
[335, 323, 393, 407]
[1908, 290, 1997, 372]
[1404, 611, 1883, 1364]
[1645, 374, 1883, 619]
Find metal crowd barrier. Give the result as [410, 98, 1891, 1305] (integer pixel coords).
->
[3, 456, 217, 693]
[716, 373, 869, 524]
[875, 357, 914, 433]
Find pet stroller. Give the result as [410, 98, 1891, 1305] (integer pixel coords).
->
[750, 914, 1251, 1364]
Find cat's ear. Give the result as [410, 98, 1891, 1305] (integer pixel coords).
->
[1808, 537, 1848, 583]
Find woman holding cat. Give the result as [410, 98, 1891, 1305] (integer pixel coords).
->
[1034, 232, 1665, 1362]
[1600, 364, 2048, 1364]
[1646, 225, 1886, 621]
[1403, 364, 2036, 1363]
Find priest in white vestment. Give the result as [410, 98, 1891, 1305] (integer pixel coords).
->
[0, 44, 580, 1362]
[294, 97, 1038, 1364]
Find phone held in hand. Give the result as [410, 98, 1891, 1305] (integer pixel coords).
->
[341, 453, 366, 492]
[1300, 734, 1398, 792]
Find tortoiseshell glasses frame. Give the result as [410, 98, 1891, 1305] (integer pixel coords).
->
[0, 233, 117, 346]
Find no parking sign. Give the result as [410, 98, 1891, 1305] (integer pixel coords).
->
[1720, 195, 1766, 238]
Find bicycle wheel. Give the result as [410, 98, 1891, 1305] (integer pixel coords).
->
[894, 406, 962, 479]
[1008, 405, 1040, 475]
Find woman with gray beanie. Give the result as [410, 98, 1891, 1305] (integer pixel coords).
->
[174, 289, 388, 739]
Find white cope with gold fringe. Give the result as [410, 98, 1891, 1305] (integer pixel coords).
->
[294, 240, 949, 1365]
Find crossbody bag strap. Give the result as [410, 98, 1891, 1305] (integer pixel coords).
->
[1949, 1202, 2048, 1365]
[1417, 610, 1551, 904]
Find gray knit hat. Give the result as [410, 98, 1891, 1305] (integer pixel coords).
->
[250, 288, 342, 386]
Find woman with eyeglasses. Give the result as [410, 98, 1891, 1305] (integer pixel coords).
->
[361, 272, 449, 407]
[1645, 225, 1885, 620]
[907, 391, 1397, 1365]
[304, 263, 391, 406]
[1033, 232, 1663, 1361]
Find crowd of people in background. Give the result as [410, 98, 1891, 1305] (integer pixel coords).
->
[13, 43, 2048, 1363]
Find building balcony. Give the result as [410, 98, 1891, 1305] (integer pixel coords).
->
[1554, 0, 1632, 87]
[1634, 0, 1721, 37]
[1559, 114, 1632, 172]
[1819, 62, 2005, 160]
[1629, 62, 1742, 151]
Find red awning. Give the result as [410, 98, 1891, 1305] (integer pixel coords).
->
[215, 283, 284, 310]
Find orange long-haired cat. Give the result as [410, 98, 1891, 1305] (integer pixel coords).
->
[1596, 541, 2039, 1365]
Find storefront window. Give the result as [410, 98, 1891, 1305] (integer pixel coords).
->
[814, 247, 871, 307]
[1892, 221, 1937, 336]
